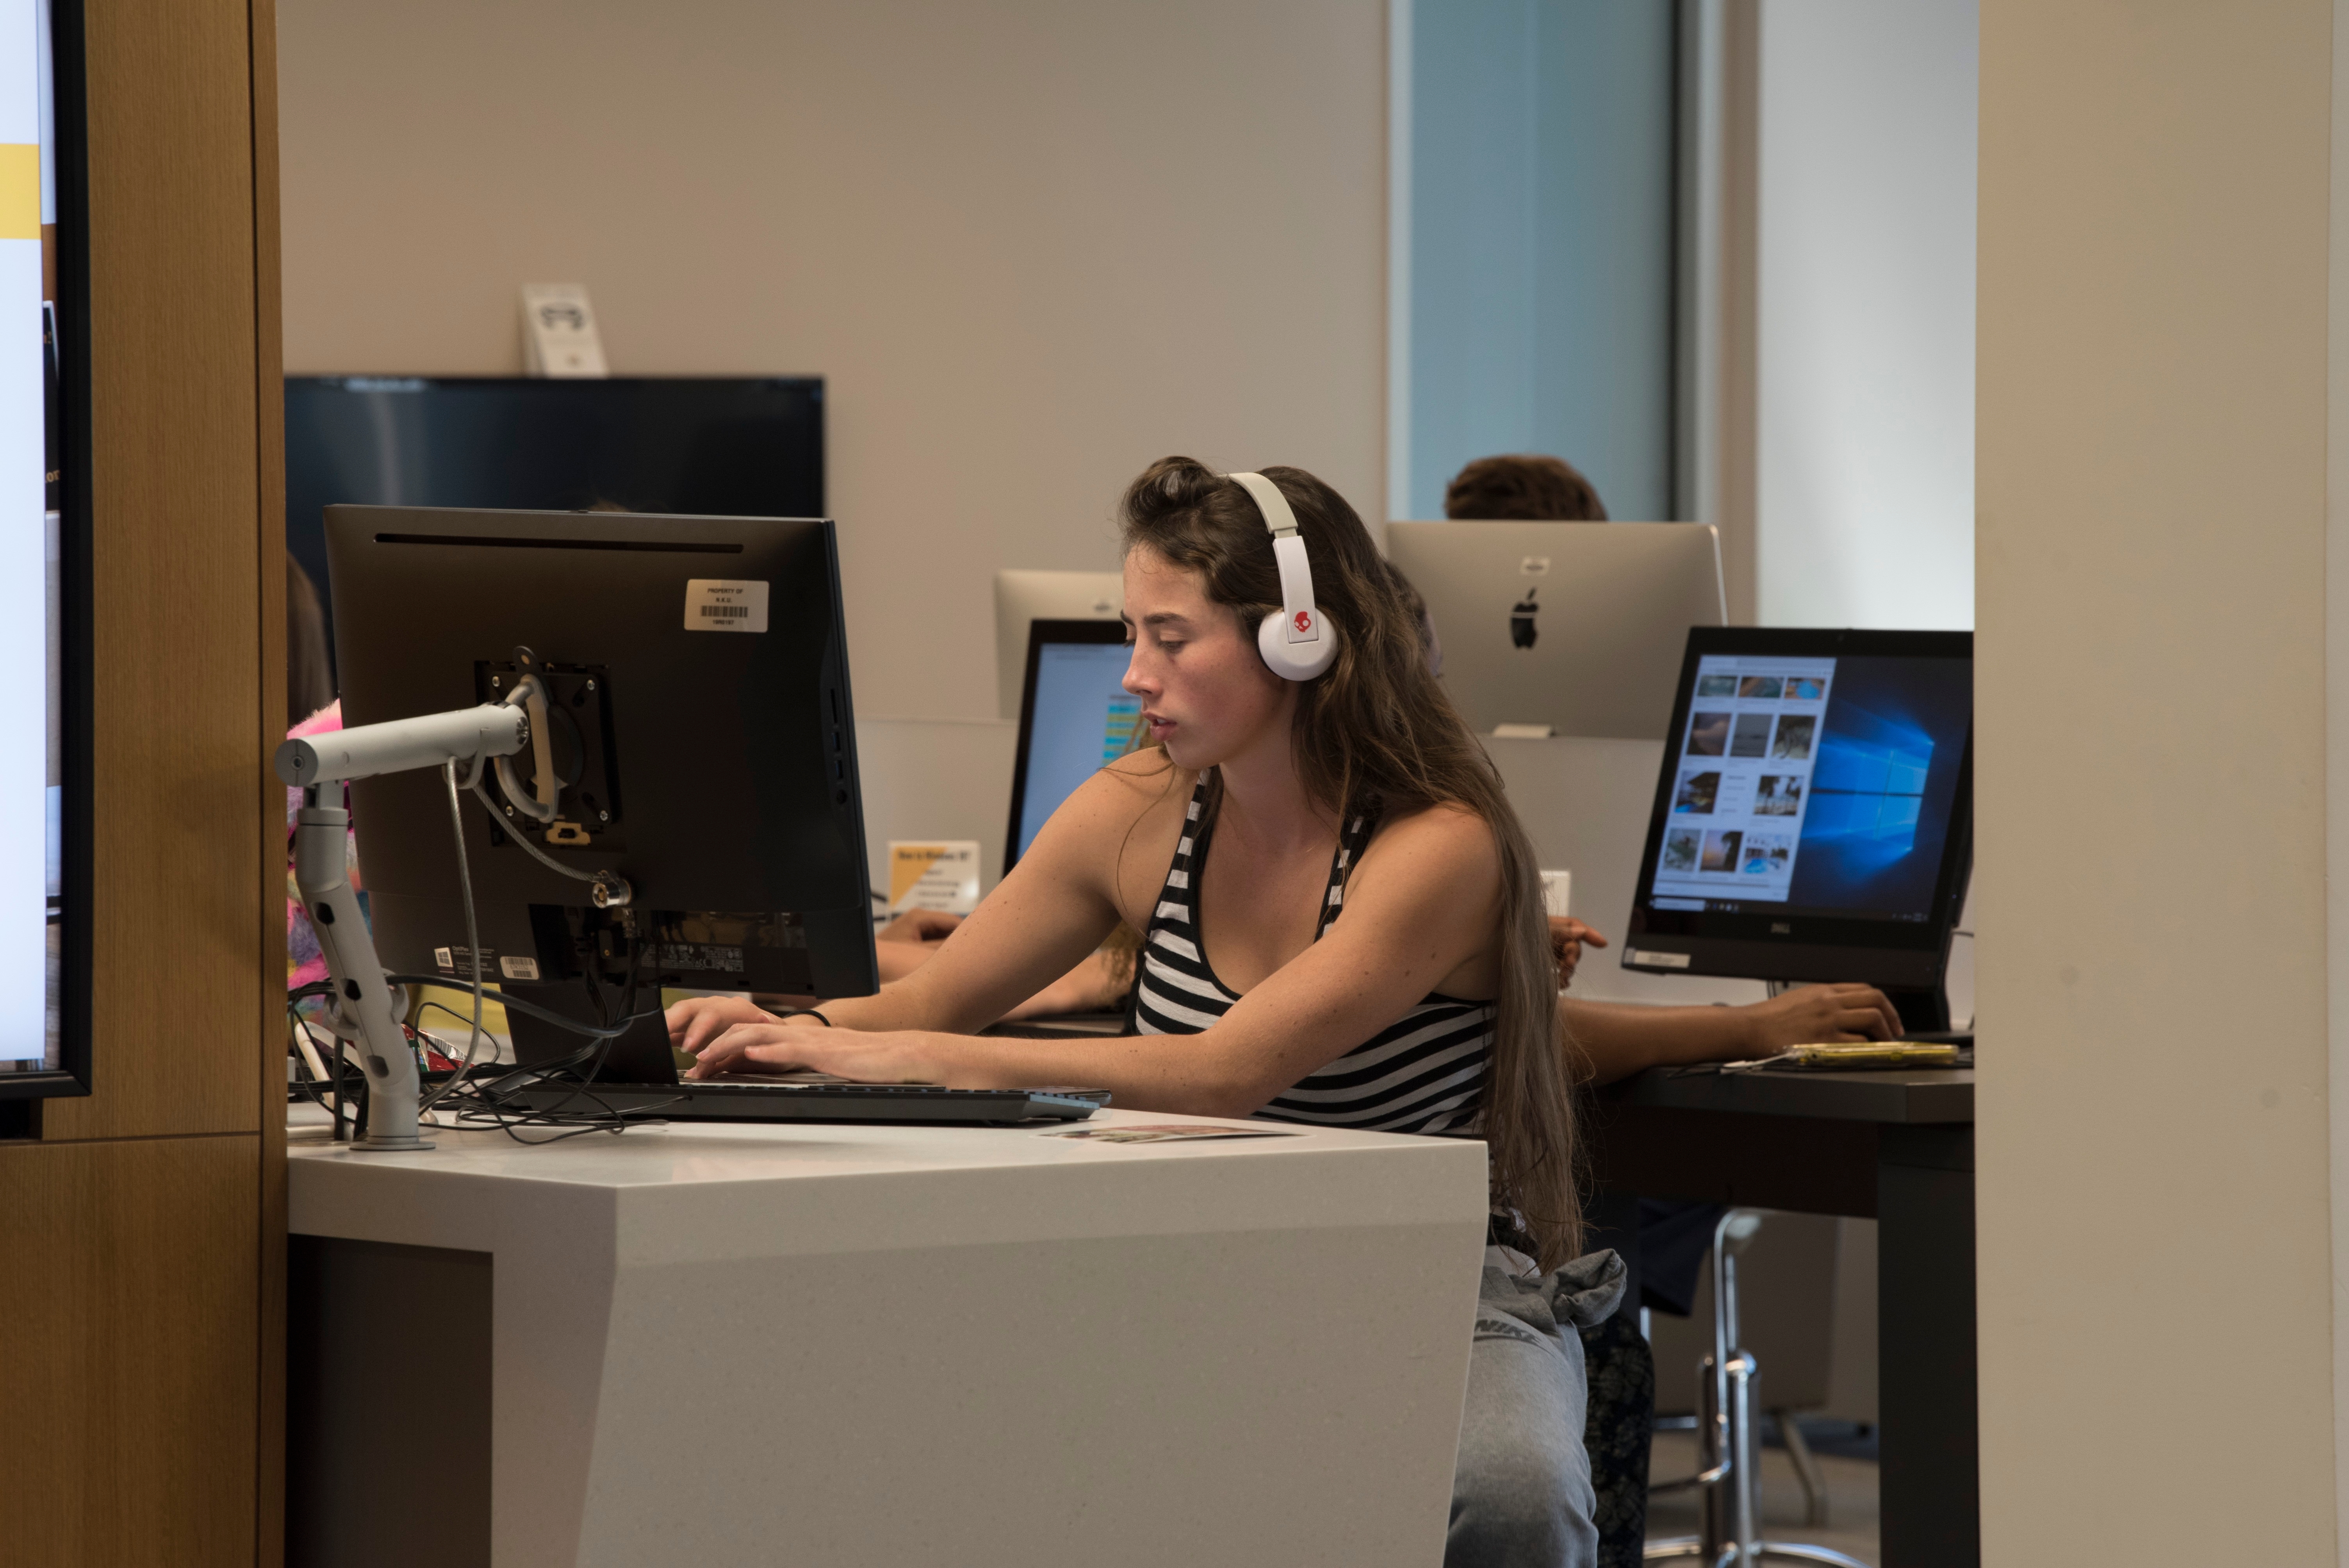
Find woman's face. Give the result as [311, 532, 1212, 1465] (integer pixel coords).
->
[1121, 546, 1290, 771]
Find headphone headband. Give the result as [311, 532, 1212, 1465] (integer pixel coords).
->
[1226, 470, 1337, 680]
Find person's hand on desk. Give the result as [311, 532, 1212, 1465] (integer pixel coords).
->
[1559, 982, 1903, 1085]
[877, 908, 961, 946]
[671, 1003, 993, 1087]
[1742, 982, 1903, 1052]
[667, 994, 785, 1055]
[1548, 916, 1608, 988]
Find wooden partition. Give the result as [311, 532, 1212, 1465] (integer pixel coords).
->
[0, 0, 283, 1561]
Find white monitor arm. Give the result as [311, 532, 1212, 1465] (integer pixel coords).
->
[277, 649, 643, 1149]
[277, 700, 533, 1150]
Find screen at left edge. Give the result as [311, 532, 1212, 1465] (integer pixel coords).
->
[1016, 641, 1137, 862]
[3, 0, 55, 1067]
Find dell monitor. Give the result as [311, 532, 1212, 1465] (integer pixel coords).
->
[1004, 620, 1137, 873]
[287, 376, 825, 664]
[1385, 521, 1725, 740]
[328, 504, 878, 1005]
[1620, 627, 1973, 1031]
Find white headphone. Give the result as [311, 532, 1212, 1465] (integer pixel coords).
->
[1226, 470, 1338, 681]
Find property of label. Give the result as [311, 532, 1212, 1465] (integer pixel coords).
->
[499, 955, 541, 981]
[1626, 949, 1692, 969]
[888, 840, 981, 914]
[684, 579, 770, 633]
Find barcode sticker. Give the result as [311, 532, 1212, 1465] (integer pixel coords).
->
[684, 579, 770, 633]
[499, 955, 540, 981]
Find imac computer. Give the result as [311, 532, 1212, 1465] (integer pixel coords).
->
[328, 504, 879, 1006]
[287, 376, 825, 663]
[1620, 627, 1973, 1031]
[1385, 521, 1725, 741]
[1003, 620, 1137, 873]
[993, 568, 1122, 719]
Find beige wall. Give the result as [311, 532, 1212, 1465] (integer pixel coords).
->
[274, 0, 1387, 720]
[1978, 0, 2338, 1559]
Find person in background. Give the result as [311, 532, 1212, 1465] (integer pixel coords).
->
[286, 555, 344, 999]
[1432, 453, 1897, 1565]
[287, 551, 336, 728]
[1445, 453, 1609, 522]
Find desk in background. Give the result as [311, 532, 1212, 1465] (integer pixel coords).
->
[287, 1108, 1487, 1568]
[1586, 1066, 1976, 1568]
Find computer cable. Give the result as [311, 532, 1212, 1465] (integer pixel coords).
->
[417, 759, 489, 1118]
[465, 775, 630, 911]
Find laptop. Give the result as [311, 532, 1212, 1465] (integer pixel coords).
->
[490, 1002, 1109, 1126]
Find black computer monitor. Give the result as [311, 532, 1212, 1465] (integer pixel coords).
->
[1620, 627, 1973, 1030]
[328, 504, 878, 1002]
[1003, 620, 1137, 874]
[286, 376, 824, 665]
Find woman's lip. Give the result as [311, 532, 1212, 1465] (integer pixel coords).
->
[1144, 715, 1175, 736]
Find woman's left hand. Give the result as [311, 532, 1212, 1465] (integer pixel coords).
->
[683, 1016, 981, 1087]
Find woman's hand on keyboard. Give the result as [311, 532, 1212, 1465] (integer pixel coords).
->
[682, 1017, 964, 1086]
[667, 995, 784, 1059]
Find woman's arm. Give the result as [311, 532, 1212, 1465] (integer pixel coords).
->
[678, 802, 1508, 1118]
[1561, 983, 1903, 1086]
[672, 759, 1171, 1053]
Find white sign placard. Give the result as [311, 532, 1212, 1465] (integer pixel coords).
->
[520, 282, 608, 377]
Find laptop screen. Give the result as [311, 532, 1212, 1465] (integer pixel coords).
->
[1005, 621, 1135, 871]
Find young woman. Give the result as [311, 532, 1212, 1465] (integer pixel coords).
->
[671, 457, 1618, 1566]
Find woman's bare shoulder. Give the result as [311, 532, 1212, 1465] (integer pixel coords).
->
[1024, 752, 1192, 871]
[1355, 799, 1503, 889]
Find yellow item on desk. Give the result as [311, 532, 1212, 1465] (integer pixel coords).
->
[1782, 1042, 1962, 1068]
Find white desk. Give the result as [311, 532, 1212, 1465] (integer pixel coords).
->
[288, 1108, 1488, 1568]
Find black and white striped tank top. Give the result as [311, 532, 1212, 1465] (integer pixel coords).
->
[1132, 775, 1492, 1135]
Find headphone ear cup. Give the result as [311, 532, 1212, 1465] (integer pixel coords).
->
[1258, 610, 1338, 681]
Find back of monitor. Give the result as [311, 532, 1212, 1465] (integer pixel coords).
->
[993, 569, 1122, 718]
[1386, 521, 1725, 741]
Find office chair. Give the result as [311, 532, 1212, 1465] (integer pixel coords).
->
[1644, 1211, 1866, 1568]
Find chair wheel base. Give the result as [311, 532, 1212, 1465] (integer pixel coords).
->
[1643, 1539, 1870, 1568]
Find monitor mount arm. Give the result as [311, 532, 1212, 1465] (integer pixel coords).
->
[273, 648, 633, 1151]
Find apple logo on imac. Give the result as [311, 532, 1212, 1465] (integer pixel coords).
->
[1510, 587, 1538, 649]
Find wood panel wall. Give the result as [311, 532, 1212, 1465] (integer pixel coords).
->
[0, 0, 283, 1561]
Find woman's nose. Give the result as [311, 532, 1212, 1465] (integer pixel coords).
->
[1121, 650, 1153, 696]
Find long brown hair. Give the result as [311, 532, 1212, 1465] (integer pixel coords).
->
[1119, 456, 1581, 1267]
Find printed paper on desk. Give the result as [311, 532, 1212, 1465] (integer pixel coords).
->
[888, 841, 981, 914]
[1043, 1124, 1301, 1144]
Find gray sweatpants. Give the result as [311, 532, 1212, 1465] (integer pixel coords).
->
[1447, 1247, 1626, 1568]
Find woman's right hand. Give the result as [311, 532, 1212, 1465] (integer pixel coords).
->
[1743, 983, 1903, 1052]
[877, 909, 963, 946]
[667, 995, 781, 1057]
